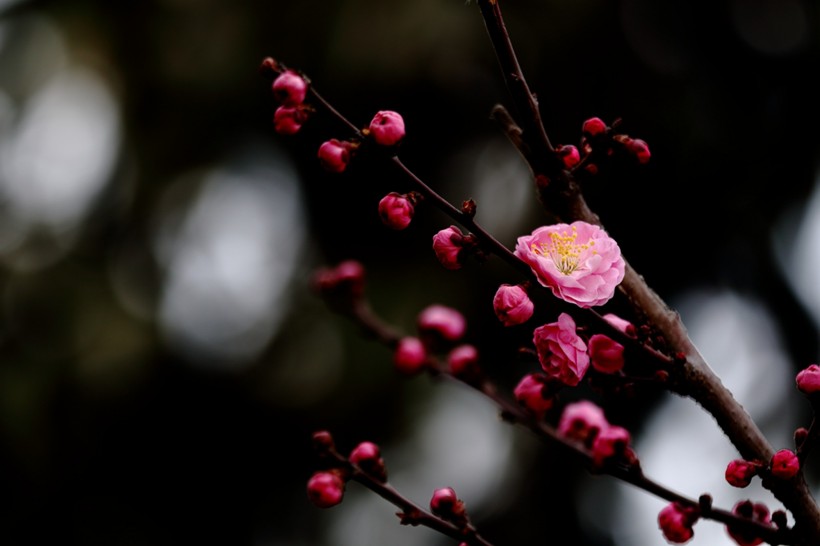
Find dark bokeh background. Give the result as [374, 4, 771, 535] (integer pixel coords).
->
[0, 0, 819, 545]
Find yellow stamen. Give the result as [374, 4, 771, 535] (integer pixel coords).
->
[531, 226, 596, 275]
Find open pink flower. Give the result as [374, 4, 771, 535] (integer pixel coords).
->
[533, 313, 589, 386]
[514, 221, 625, 308]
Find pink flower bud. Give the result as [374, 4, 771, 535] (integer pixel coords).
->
[318, 139, 351, 173]
[432, 226, 465, 270]
[588, 334, 625, 374]
[796, 363, 820, 394]
[349, 441, 387, 481]
[513, 373, 554, 419]
[378, 192, 414, 230]
[629, 138, 651, 164]
[533, 313, 589, 386]
[273, 105, 307, 135]
[307, 471, 345, 508]
[769, 449, 799, 479]
[725, 459, 761, 488]
[582, 117, 607, 137]
[727, 500, 771, 546]
[557, 144, 581, 169]
[657, 502, 698, 544]
[493, 284, 534, 326]
[602, 313, 637, 338]
[558, 400, 609, 447]
[430, 487, 466, 524]
[272, 70, 308, 106]
[447, 344, 480, 379]
[591, 424, 631, 467]
[418, 304, 466, 342]
[369, 110, 406, 147]
[311, 260, 366, 301]
[393, 337, 427, 375]
[312, 430, 335, 451]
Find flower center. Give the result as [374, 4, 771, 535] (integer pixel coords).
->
[531, 227, 595, 275]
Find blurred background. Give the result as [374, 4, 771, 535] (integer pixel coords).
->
[0, 0, 819, 544]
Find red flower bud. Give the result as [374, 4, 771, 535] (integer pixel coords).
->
[588, 334, 625, 374]
[724, 459, 761, 488]
[318, 139, 352, 173]
[582, 117, 607, 137]
[307, 471, 345, 508]
[658, 502, 698, 544]
[272, 70, 308, 106]
[394, 337, 427, 375]
[796, 363, 820, 394]
[369, 110, 405, 147]
[378, 192, 414, 230]
[769, 449, 799, 479]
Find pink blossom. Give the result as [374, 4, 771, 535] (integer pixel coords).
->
[769, 449, 799, 479]
[557, 144, 580, 169]
[515, 221, 625, 308]
[557, 399, 609, 446]
[591, 424, 631, 467]
[582, 117, 607, 137]
[727, 500, 771, 546]
[432, 226, 465, 270]
[393, 337, 427, 375]
[311, 260, 366, 301]
[492, 284, 534, 326]
[658, 502, 698, 544]
[796, 363, 820, 394]
[630, 138, 651, 164]
[588, 334, 625, 374]
[378, 192, 414, 230]
[349, 441, 386, 480]
[430, 487, 466, 522]
[447, 344, 479, 378]
[369, 110, 406, 147]
[307, 471, 345, 508]
[417, 304, 466, 341]
[533, 313, 589, 386]
[272, 69, 308, 106]
[725, 459, 760, 488]
[318, 139, 351, 173]
[513, 373, 554, 419]
[603, 313, 637, 337]
[273, 105, 307, 135]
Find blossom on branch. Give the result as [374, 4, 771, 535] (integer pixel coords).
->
[378, 192, 414, 230]
[492, 283, 534, 326]
[368, 110, 406, 147]
[726, 500, 771, 546]
[533, 313, 589, 386]
[658, 502, 698, 544]
[307, 471, 346, 508]
[432, 226, 467, 270]
[272, 69, 307, 106]
[795, 363, 820, 394]
[513, 373, 554, 419]
[588, 334, 625, 374]
[515, 221, 625, 308]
